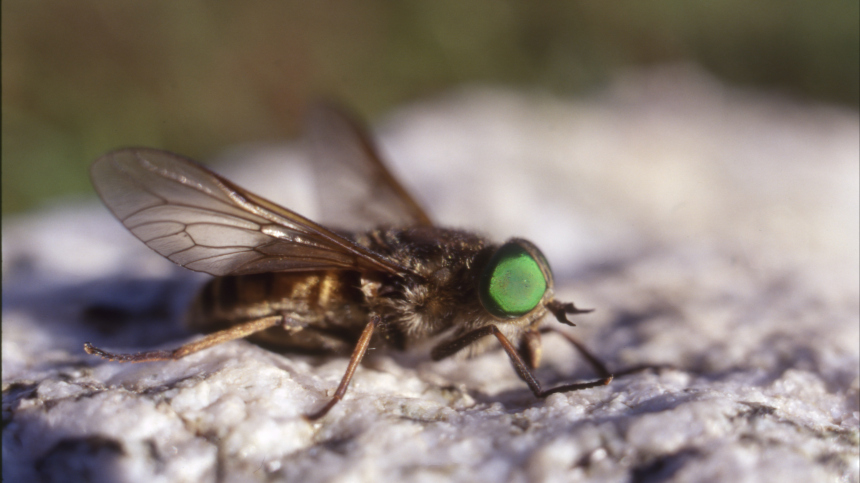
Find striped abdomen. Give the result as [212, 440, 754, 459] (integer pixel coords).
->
[187, 271, 368, 354]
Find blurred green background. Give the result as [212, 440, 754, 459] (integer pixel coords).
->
[3, 1, 858, 215]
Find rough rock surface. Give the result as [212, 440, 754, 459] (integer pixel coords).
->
[3, 66, 858, 482]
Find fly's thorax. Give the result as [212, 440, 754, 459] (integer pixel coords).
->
[361, 231, 557, 343]
[357, 227, 490, 341]
[186, 270, 366, 335]
[352, 226, 490, 278]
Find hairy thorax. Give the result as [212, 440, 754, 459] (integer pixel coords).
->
[355, 226, 537, 349]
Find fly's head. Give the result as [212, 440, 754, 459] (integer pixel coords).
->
[477, 238, 592, 328]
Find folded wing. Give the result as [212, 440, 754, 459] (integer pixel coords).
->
[305, 104, 433, 231]
[91, 148, 417, 278]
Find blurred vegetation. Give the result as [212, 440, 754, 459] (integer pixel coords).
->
[3, 1, 858, 215]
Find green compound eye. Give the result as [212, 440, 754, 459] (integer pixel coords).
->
[479, 242, 548, 317]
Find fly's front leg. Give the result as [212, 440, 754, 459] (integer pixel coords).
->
[431, 325, 612, 399]
[304, 313, 380, 421]
[84, 315, 284, 363]
[544, 327, 676, 378]
[539, 327, 611, 379]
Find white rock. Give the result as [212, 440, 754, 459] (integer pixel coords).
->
[3, 66, 858, 482]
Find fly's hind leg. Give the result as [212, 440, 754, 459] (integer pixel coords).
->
[431, 325, 613, 399]
[543, 327, 675, 379]
[84, 315, 284, 363]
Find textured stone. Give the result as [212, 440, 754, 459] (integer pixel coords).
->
[3, 66, 858, 482]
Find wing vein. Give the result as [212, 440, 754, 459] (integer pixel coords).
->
[91, 147, 423, 279]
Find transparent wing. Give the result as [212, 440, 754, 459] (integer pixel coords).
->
[91, 148, 418, 278]
[305, 104, 433, 231]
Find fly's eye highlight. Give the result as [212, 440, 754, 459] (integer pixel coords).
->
[479, 242, 548, 317]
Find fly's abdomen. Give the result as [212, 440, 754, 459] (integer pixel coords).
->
[187, 270, 368, 353]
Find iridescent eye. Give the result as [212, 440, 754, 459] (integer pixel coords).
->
[479, 241, 548, 317]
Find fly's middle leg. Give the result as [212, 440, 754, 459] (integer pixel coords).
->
[303, 313, 380, 421]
